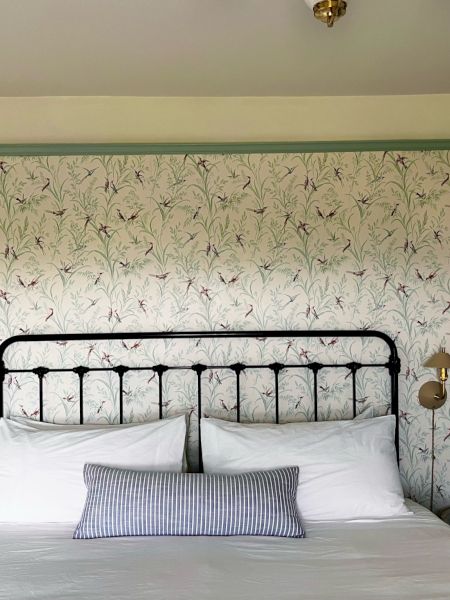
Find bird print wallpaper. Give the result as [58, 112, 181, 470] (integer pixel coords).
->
[0, 149, 449, 511]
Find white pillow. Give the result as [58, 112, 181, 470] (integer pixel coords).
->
[0, 415, 187, 523]
[201, 416, 410, 521]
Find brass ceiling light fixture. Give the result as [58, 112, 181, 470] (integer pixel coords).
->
[304, 0, 348, 28]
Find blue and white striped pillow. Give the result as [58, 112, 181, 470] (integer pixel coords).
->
[73, 464, 304, 539]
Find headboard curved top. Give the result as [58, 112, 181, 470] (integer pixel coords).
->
[0, 329, 400, 469]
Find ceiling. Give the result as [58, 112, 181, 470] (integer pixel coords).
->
[1, 0, 450, 97]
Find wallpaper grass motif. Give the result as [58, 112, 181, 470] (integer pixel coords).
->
[0, 150, 449, 509]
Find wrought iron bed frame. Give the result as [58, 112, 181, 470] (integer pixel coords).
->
[0, 329, 401, 468]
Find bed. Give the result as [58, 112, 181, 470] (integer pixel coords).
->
[0, 330, 449, 600]
[0, 501, 449, 600]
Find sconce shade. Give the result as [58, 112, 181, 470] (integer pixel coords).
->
[424, 352, 450, 369]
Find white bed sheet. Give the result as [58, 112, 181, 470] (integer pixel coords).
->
[1, 500, 449, 600]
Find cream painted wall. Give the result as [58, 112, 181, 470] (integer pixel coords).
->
[1, 95, 450, 144]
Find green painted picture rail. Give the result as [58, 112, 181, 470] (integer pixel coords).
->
[0, 140, 450, 156]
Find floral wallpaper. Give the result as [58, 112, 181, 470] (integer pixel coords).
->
[0, 149, 449, 510]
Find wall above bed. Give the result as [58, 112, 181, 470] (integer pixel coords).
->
[0, 144, 449, 510]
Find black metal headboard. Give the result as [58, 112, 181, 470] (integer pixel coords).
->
[0, 329, 400, 467]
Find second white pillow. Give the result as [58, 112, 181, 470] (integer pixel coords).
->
[201, 415, 410, 521]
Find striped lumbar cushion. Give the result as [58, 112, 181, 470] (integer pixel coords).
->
[73, 464, 304, 539]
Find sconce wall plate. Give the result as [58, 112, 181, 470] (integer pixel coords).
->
[419, 381, 447, 410]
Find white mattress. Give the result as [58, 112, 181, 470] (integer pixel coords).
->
[1, 500, 449, 600]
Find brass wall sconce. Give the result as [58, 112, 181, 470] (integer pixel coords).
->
[304, 0, 348, 28]
[418, 348, 450, 511]
[419, 349, 450, 410]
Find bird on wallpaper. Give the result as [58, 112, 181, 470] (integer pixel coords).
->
[347, 269, 367, 277]
[185, 233, 198, 244]
[82, 213, 93, 230]
[117, 209, 126, 221]
[342, 239, 351, 253]
[15, 195, 27, 205]
[335, 296, 344, 310]
[316, 206, 325, 219]
[415, 268, 424, 281]
[298, 348, 311, 360]
[235, 233, 245, 248]
[397, 283, 409, 296]
[244, 305, 253, 318]
[441, 173, 449, 186]
[200, 287, 212, 301]
[150, 272, 170, 281]
[44, 308, 54, 322]
[136, 299, 147, 315]
[281, 294, 300, 308]
[258, 261, 272, 272]
[380, 229, 394, 242]
[217, 194, 228, 204]
[144, 243, 154, 255]
[242, 175, 251, 190]
[59, 263, 72, 274]
[326, 208, 338, 219]
[426, 270, 438, 282]
[3, 246, 18, 260]
[159, 197, 172, 209]
[282, 211, 293, 229]
[396, 154, 408, 169]
[228, 274, 241, 288]
[390, 203, 399, 216]
[433, 230, 443, 245]
[293, 269, 302, 282]
[297, 221, 310, 235]
[134, 170, 144, 185]
[281, 166, 296, 179]
[98, 224, 111, 237]
[248, 206, 267, 216]
[80, 167, 97, 182]
[128, 210, 140, 221]
[0, 161, 9, 174]
[0, 290, 11, 304]
[333, 167, 343, 181]
[197, 158, 209, 172]
[383, 273, 392, 291]
[41, 178, 51, 192]
[442, 301, 450, 315]
[47, 208, 66, 217]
